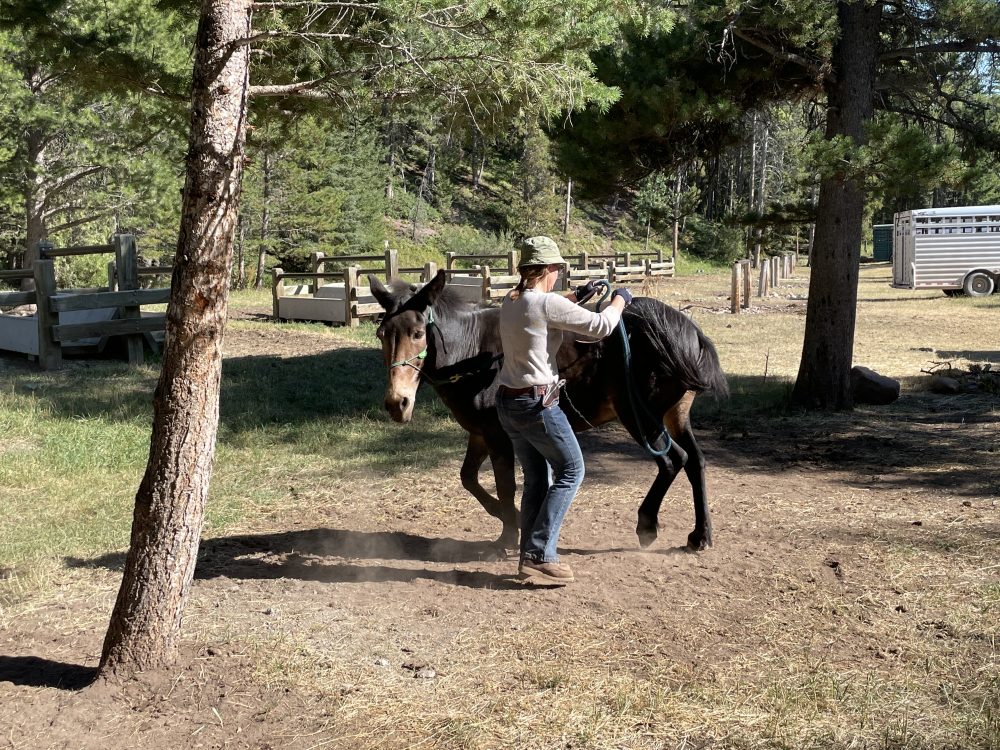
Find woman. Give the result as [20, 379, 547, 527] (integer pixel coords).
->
[496, 236, 631, 584]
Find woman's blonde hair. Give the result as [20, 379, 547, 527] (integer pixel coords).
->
[509, 264, 550, 300]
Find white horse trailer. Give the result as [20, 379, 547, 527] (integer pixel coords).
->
[892, 205, 1000, 296]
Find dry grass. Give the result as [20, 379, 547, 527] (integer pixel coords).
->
[1, 260, 998, 750]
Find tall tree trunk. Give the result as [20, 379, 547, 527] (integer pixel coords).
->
[253, 149, 272, 290]
[753, 126, 769, 268]
[563, 178, 572, 235]
[791, 0, 880, 410]
[672, 170, 682, 264]
[99, 0, 252, 677]
[386, 148, 395, 201]
[749, 112, 758, 210]
[411, 146, 435, 241]
[22, 128, 47, 292]
[472, 136, 486, 190]
[234, 213, 247, 289]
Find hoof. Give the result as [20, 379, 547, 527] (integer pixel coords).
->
[686, 528, 713, 551]
[636, 517, 662, 549]
[496, 529, 520, 556]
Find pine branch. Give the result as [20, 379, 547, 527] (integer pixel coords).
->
[731, 27, 832, 83]
[881, 41, 1000, 63]
[48, 212, 108, 234]
[42, 166, 105, 206]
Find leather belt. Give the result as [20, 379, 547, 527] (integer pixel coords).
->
[498, 384, 550, 397]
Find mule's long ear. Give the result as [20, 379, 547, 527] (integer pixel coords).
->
[369, 274, 395, 312]
[409, 269, 447, 312]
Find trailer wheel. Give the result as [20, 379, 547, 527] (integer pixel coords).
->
[963, 272, 995, 297]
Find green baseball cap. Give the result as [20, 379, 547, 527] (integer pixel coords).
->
[518, 236, 567, 268]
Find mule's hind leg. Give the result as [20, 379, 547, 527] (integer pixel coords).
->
[460, 433, 518, 549]
[635, 446, 687, 548]
[674, 420, 712, 550]
[615, 400, 687, 548]
[666, 392, 713, 550]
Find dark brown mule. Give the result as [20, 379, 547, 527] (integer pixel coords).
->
[370, 271, 728, 552]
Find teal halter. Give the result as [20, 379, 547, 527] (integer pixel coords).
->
[388, 307, 435, 371]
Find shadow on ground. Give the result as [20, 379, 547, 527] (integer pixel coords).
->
[67, 529, 527, 591]
[0, 656, 96, 690]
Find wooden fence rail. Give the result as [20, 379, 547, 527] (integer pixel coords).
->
[0, 234, 165, 369]
[270, 246, 678, 324]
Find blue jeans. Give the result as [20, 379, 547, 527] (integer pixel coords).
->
[496, 392, 585, 563]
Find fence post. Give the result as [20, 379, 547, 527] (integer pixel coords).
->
[771, 256, 780, 287]
[271, 268, 284, 321]
[731, 262, 741, 314]
[624, 252, 632, 269]
[107, 260, 118, 291]
[445, 252, 456, 271]
[423, 261, 438, 282]
[385, 246, 399, 280]
[741, 260, 751, 308]
[758, 260, 770, 297]
[113, 234, 144, 366]
[507, 250, 517, 275]
[344, 265, 359, 327]
[480, 265, 491, 304]
[33, 258, 61, 370]
[310, 251, 324, 294]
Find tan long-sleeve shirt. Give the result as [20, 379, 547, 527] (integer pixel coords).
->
[497, 288, 622, 388]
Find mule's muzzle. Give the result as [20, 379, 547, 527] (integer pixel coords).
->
[384, 395, 413, 423]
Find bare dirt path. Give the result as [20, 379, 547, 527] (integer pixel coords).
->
[2, 304, 998, 750]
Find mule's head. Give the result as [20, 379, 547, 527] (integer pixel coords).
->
[370, 270, 447, 423]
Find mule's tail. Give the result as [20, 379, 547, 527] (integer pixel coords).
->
[623, 299, 729, 398]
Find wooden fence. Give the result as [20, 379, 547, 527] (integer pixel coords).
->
[270, 246, 677, 325]
[730, 252, 798, 314]
[272, 260, 441, 327]
[0, 235, 168, 369]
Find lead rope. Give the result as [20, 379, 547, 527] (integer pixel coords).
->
[589, 281, 673, 459]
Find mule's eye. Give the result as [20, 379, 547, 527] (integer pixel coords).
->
[413, 330, 425, 340]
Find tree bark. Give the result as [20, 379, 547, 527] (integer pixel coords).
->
[99, 0, 252, 677]
[791, 0, 880, 410]
[253, 149, 272, 290]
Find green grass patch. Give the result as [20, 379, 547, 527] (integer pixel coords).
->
[0, 323, 460, 572]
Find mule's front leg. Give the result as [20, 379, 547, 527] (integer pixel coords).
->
[488, 443, 519, 552]
[460, 434, 518, 550]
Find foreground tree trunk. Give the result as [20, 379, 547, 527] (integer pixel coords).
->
[791, 0, 879, 409]
[99, 0, 251, 677]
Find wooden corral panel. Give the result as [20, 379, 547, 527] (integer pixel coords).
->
[611, 264, 648, 285]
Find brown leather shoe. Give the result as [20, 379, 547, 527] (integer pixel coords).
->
[518, 559, 575, 584]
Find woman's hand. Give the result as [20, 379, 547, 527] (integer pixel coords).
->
[611, 288, 632, 309]
[573, 279, 600, 301]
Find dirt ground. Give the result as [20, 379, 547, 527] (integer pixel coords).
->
[1, 280, 998, 750]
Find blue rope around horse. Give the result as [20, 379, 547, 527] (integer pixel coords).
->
[592, 282, 673, 459]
